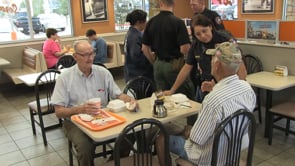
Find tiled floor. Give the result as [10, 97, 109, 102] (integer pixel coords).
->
[0, 67, 295, 166]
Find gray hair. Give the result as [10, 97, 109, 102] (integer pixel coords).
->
[220, 60, 241, 74]
[73, 40, 90, 52]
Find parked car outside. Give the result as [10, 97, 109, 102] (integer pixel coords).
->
[0, 18, 28, 42]
[38, 13, 67, 32]
[13, 16, 43, 34]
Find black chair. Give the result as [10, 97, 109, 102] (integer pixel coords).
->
[268, 101, 295, 145]
[56, 55, 76, 69]
[123, 76, 156, 100]
[104, 118, 170, 166]
[28, 69, 62, 146]
[175, 110, 256, 166]
[211, 109, 256, 166]
[244, 54, 263, 123]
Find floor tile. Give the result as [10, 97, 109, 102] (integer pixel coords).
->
[15, 135, 44, 149]
[0, 126, 8, 136]
[0, 151, 26, 166]
[9, 160, 30, 166]
[1, 115, 28, 126]
[48, 137, 68, 151]
[266, 152, 295, 166]
[27, 152, 65, 166]
[21, 143, 55, 159]
[4, 121, 31, 133]
[0, 134, 13, 144]
[0, 141, 19, 155]
[9, 128, 33, 141]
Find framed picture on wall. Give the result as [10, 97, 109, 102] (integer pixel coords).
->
[81, 0, 108, 23]
[246, 20, 279, 44]
[242, 0, 274, 14]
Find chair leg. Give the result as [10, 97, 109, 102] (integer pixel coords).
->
[68, 140, 73, 166]
[286, 119, 290, 136]
[29, 108, 36, 135]
[103, 144, 107, 158]
[268, 113, 274, 145]
[37, 113, 48, 146]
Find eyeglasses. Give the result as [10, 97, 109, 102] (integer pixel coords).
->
[75, 52, 95, 58]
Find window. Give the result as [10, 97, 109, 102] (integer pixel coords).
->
[114, 0, 153, 31]
[0, 0, 72, 44]
[210, 0, 238, 20]
[283, 0, 295, 20]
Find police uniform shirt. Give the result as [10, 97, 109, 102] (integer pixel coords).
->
[186, 31, 230, 81]
[198, 8, 225, 31]
[142, 11, 190, 60]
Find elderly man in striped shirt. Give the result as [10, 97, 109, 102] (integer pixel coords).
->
[156, 42, 256, 166]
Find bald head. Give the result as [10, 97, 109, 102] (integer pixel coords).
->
[73, 40, 92, 53]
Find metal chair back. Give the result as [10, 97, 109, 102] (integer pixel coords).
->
[56, 55, 76, 69]
[123, 76, 156, 100]
[211, 109, 256, 166]
[114, 118, 169, 166]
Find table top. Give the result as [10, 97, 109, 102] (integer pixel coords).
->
[246, 71, 295, 91]
[71, 97, 201, 142]
[17, 68, 67, 86]
[0, 58, 10, 66]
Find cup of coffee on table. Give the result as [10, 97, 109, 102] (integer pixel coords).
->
[88, 98, 101, 111]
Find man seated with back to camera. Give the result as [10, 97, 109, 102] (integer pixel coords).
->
[156, 42, 256, 166]
[51, 40, 136, 166]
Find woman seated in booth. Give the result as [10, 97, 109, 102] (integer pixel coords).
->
[43, 28, 70, 69]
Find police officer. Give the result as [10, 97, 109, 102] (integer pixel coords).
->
[190, 0, 225, 30]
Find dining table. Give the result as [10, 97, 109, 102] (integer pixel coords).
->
[71, 97, 202, 142]
[0, 57, 10, 66]
[246, 71, 295, 137]
[17, 68, 67, 86]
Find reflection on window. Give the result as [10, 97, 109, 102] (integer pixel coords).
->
[114, 0, 150, 31]
[284, 0, 295, 20]
[210, 0, 237, 20]
[0, 0, 72, 44]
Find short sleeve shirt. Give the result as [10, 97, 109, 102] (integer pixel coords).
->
[43, 39, 61, 68]
[51, 65, 122, 108]
[142, 11, 190, 59]
[201, 8, 225, 31]
[186, 32, 230, 80]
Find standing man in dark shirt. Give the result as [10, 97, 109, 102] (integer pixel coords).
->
[142, 0, 194, 99]
[190, 0, 225, 30]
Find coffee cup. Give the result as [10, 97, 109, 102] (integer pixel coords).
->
[88, 98, 101, 109]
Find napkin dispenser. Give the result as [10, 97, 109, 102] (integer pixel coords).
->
[274, 65, 288, 76]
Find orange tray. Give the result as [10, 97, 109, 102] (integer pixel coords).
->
[71, 111, 126, 131]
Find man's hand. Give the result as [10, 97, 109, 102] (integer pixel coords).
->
[201, 79, 215, 92]
[81, 102, 101, 115]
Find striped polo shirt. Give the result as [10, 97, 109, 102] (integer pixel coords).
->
[184, 74, 256, 166]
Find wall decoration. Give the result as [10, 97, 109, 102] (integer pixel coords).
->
[246, 20, 278, 44]
[210, 0, 238, 20]
[242, 0, 274, 14]
[81, 0, 107, 23]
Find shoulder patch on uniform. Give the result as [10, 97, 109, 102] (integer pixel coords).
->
[215, 17, 222, 25]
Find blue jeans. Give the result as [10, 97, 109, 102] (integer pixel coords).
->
[169, 135, 188, 160]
